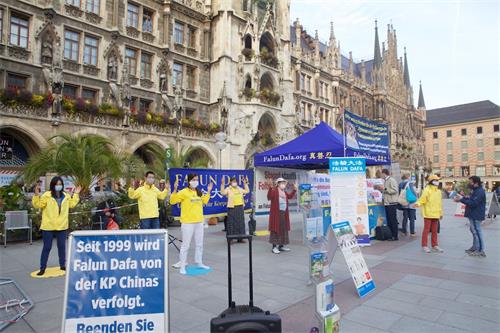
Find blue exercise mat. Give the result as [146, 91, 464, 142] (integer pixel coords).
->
[185, 265, 212, 276]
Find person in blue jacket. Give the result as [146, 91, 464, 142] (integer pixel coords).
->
[454, 176, 486, 257]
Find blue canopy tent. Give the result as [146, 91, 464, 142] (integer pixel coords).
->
[253, 122, 388, 169]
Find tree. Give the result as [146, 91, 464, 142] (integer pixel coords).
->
[22, 134, 142, 195]
[142, 145, 209, 180]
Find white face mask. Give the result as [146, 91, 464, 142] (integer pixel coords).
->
[431, 180, 439, 186]
[189, 180, 199, 188]
[55, 185, 63, 192]
[279, 183, 286, 190]
[146, 178, 155, 185]
[231, 182, 237, 187]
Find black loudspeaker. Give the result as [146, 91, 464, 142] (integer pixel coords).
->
[210, 235, 282, 333]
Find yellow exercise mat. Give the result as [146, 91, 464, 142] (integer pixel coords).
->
[254, 230, 270, 237]
[30, 267, 66, 278]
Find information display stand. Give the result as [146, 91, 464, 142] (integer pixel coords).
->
[299, 184, 340, 333]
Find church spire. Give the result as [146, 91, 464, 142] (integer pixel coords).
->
[373, 20, 382, 69]
[329, 21, 335, 44]
[418, 81, 426, 109]
[403, 47, 410, 86]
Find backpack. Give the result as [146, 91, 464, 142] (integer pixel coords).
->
[406, 184, 417, 203]
[375, 225, 392, 241]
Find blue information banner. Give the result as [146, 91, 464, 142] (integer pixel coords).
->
[344, 109, 390, 164]
[62, 230, 168, 333]
[168, 168, 254, 218]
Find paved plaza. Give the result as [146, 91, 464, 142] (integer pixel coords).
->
[1, 199, 499, 333]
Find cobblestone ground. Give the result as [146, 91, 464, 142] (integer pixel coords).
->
[1, 199, 499, 332]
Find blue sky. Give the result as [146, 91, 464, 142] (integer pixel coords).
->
[290, 0, 499, 109]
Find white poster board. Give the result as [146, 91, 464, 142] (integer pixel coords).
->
[329, 158, 370, 246]
[62, 230, 169, 333]
[254, 167, 300, 216]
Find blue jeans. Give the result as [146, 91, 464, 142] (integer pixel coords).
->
[40, 230, 67, 270]
[402, 209, 416, 234]
[140, 217, 160, 229]
[468, 219, 484, 252]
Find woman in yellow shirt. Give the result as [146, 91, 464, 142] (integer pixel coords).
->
[32, 176, 81, 276]
[170, 174, 213, 275]
[221, 177, 249, 243]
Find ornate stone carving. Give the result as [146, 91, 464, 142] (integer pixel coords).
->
[64, 4, 84, 18]
[174, 43, 185, 52]
[83, 65, 100, 76]
[107, 55, 118, 81]
[85, 12, 102, 24]
[142, 32, 155, 43]
[126, 26, 140, 38]
[140, 79, 154, 89]
[8, 46, 30, 61]
[129, 76, 138, 85]
[63, 60, 81, 72]
[187, 47, 198, 57]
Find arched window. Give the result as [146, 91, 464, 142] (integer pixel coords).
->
[245, 75, 252, 89]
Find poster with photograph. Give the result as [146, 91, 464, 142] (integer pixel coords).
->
[329, 157, 370, 246]
[316, 279, 335, 314]
[331, 221, 375, 298]
[310, 251, 330, 280]
[255, 167, 298, 215]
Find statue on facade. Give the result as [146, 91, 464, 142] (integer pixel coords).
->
[120, 62, 132, 127]
[50, 44, 64, 117]
[41, 39, 53, 64]
[108, 55, 118, 81]
[172, 86, 184, 120]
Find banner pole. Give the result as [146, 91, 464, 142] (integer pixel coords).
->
[342, 109, 347, 157]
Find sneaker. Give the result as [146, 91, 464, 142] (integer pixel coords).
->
[432, 246, 444, 253]
[465, 247, 475, 254]
[180, 266, 187, 275]
[279, 246, 291, 252]
[272, 247, 280, 254]
[478, 251, 487, 258]
[422, 247, 431, 253]
[410, 233, 417, 237]
[197, 263, 210, 270]
[172, 261, 182, 269]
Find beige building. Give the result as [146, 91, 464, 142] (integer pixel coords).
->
[0, 0, 425, 179]
[425, 100, 500, 190]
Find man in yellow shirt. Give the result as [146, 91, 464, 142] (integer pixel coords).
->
[128, 171, 169, 229]
[170, 174, 213, 274]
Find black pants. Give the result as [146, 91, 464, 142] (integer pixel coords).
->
[385, 204, 398, 240]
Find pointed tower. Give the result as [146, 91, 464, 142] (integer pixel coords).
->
[403, 47, 410, 86]
[417, 81, 426, 109]
[373, 20, 382, 70]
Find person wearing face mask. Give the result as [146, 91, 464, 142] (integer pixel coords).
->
[221, 176, 250, 243]
[128, 171, 169, 229]
[32, 176, 81, 276]
[414, 175, 443, 253]
[170, 174, 214, 274]
[454, 176, 486, 257]
[267, 177, 297, 254]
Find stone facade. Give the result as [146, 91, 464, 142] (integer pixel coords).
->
[0, 0, 425, 173]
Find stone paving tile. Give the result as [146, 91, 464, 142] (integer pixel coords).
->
[437, 280, 500, 300]
[364, 296, 443, 321]
[344, 305, 402, 330]
[391, 281, 460, 300]
[2, 319, 35, 333]
[374, 288, 425, 304]
[436, 312, 499, 332]
[388, 316, 469, 333]
[22, 298, 62, 333]
[419, 296, 500, 323]
[340, 318, 389, 333]
[168, 300, 215, 331]
[455, 293, 500, 310]
[400, 274, 444, 287]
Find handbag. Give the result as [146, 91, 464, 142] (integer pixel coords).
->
[106, 218, 119, 230]
[406, 184, 417, 203]
[397, 183, 409, 206]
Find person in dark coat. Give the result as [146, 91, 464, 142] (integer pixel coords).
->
[267, 177, 297, 254]
[454, 176, 487, 257]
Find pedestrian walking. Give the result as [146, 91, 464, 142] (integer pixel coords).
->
[32, 176, 81, 276]
[378, 169, 399, 241]
[398, 173, 418, 237]
[170, 174, 213, 274]
[267, 177, 297, 254]
[415, 175, 443, 253]
[454, 176, 487, 257]
[221, 176, 250, 243]
[128, 171, 169, 229]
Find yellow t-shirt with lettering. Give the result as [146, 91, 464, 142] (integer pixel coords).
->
[170, 188, 210, 223]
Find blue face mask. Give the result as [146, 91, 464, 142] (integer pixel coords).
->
[55, 185, 63, 192]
